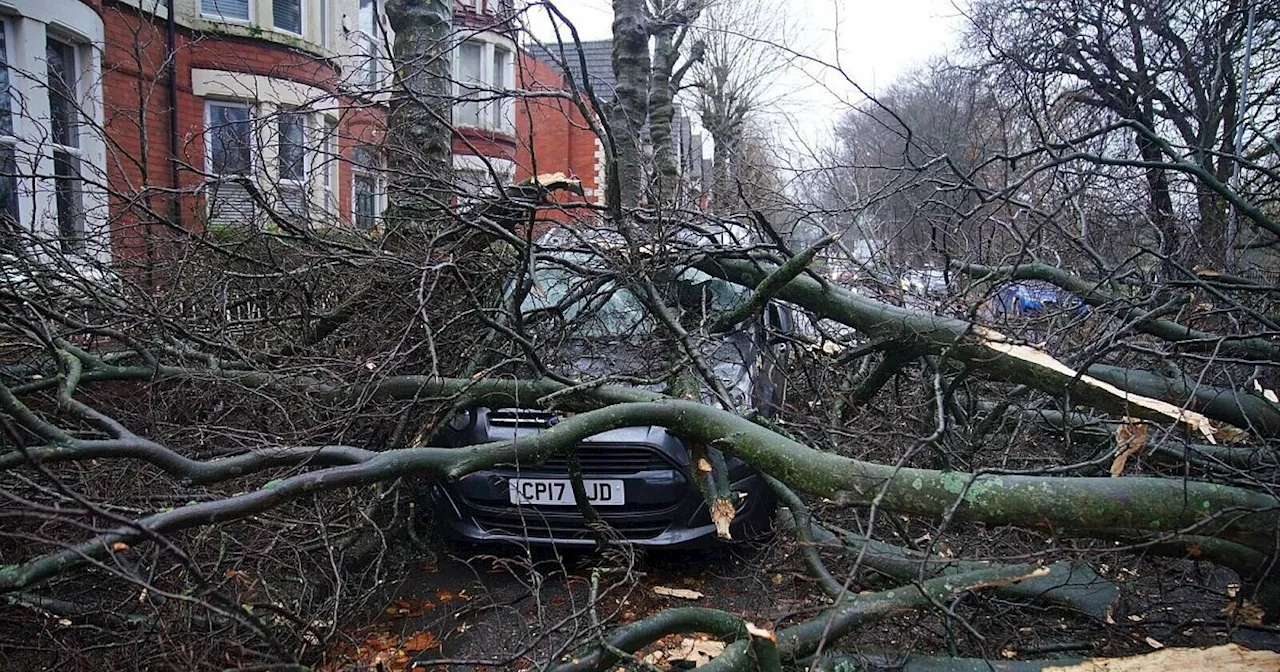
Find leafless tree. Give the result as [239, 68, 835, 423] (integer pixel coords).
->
[4, 1, 1280, 671]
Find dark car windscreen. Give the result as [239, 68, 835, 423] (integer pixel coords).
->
[519, 265, 653, 338]
[516, 263, 750, 340]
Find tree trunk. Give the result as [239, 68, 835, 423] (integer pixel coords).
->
[384, 0, 453, 225]
[609, 0, 651, 212]
[649, 29, 681, 206]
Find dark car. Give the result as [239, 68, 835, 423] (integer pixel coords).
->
[429, 242, 790, 548]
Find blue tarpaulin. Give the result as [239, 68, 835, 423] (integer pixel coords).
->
[994, 281, 1088, 317]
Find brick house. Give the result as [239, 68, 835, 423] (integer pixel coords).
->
[4, 0, 608, 270]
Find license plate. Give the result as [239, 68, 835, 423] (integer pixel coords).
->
[508, 478, 625, 506]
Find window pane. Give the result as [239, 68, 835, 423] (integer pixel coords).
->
[0, 144, 17, 224]
[353, 175, 376, 229]
[456, 43, 483, 127]
[352, 143, 378, 229]
[491, 48, 508, 128]
[362, 35, 378, 86]
[53, 150, 83, 251]
[323, 119, 337, 211]
[0, 22, 11, 136]
[209, 104, 252, 176]
[278, 112, 306, 181]
[359, 0, 376, 34]
[274, 0, 302, 34]
[202, 0, 251, 20]
[47, 39, 78, 149]
[320, 0, 330, 47]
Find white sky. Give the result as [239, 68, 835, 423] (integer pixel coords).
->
[524, 0, 969, 157]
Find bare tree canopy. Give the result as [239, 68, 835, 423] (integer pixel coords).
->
[4, 0, 1280, 670]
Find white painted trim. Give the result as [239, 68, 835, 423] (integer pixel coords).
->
[453, 153, 514, 177]
[0, 0, 110, 262]
[193, 68, 333, 110]
[452, 32, 517, 134]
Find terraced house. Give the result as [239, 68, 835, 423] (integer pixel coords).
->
[2, 0, 606, 270]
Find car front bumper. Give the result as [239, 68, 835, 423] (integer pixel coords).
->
[430, 470, 776, 549]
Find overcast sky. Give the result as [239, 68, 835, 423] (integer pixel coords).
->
[524, 0, 970, 155]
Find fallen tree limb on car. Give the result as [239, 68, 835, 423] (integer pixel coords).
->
[6, 376, 1280, 594]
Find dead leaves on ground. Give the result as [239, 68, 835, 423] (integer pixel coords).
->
[316, 629, 440, 672]
[385, 598, 436, 618]
[640, 634, 727, 669]
[1110, 418, 1149, 477]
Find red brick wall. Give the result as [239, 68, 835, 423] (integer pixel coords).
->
[98, 1, 386, 268]
[514, 51, 600, 228]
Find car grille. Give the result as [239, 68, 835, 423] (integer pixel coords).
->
[469, 502, 674, 540]
[500, 443, 674, 475]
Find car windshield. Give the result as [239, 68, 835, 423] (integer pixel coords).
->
[516, 257, 750, 340]
[520, 265, 652, 338]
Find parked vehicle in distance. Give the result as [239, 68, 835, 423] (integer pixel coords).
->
[429, 234, 790, 548]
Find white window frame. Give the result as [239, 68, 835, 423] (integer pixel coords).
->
[356, 0, 379, 89]
[322, 117, 338, 215]
[319, 0, 331, 48]
[46, 34, 86, 253]
[350, 143, 384, 230]
[205, 100, 256, 179]
[0, 17, 19, 226]
[276, 107, 308, 184]
[273, 0, 305, 36]
[201, 0, 253, 23]
[203, 99, 258, 226]
[452, 37, 514, 134]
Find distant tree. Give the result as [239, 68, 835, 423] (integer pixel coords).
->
[967, 0, 1280, 269]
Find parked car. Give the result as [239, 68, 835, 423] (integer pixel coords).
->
[429, 239, 790, 548]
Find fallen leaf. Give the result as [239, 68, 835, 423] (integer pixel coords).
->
[697, 458, 712, 473]
[653, 586, 704, 600]
[745, 622, 775, 641]
[436, 589, 469, 603]
[641, 637, 725, 668]
[111, 542, 130, 552]
[1110, 418, 1149, 477]
[1224, 599, 1266, 626]
[1145, 636, 1164, 649]
[403, 632, 439, 652]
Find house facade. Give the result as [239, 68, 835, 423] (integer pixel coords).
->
[2, 0, 614, 268]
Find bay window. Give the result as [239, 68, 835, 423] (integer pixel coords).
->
[0, 3, 106, 259]
[453, 39, 513, 133]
